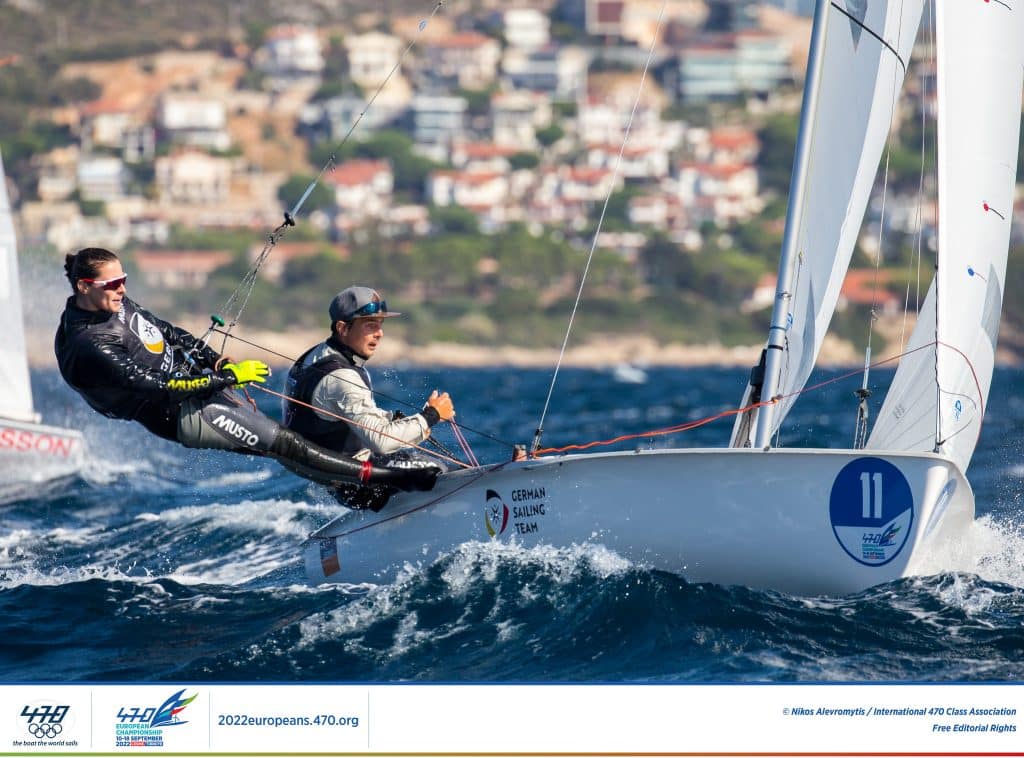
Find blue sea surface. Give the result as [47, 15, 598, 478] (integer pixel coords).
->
[2, 364, 1024, 682]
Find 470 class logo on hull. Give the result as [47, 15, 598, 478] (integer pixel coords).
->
[830, 457, 914, 567]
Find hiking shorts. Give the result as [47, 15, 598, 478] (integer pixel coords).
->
[177, 390, 282, 453]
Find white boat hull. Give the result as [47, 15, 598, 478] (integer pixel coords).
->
[303, 448, 973, 596]
[0, 417, 85, 499]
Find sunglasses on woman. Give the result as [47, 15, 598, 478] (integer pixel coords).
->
[81, 274, 127, 291]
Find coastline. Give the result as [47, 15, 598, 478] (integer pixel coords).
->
[30, 315, 1021, 369]
[26, 325, 863, 369]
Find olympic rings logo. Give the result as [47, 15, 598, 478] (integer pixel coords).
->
[27, 723, 62, 739]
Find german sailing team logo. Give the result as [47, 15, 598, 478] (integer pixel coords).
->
[129, 312, 165, 354]
[830, 457, 914, 567]
[485, 489, 510, 536]
[114, 689, 197, 748]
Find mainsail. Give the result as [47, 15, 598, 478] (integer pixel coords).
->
[732, 0, 924, 446]
[869, 0, 1024, 473]
[0, 150, 38, 424]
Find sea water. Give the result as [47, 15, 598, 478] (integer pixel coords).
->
[2, 365, 1023, 682]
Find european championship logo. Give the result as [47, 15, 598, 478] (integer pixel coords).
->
[115, 689, 197, 748]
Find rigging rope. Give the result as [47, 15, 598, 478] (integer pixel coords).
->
[534, 339, 977, 456]
[530, 0, 668, 458]
[208, 326, 513, 452]
[249, 382, 474, 471]
[199, 1, 448, 357]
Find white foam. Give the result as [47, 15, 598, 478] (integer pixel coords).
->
[139, 498, 318, 540]
[295, 580, 413, 650]
[0, 561, 147, 590]
[80, 452, 153, 484]
[293, 539, 632, 651]
[0, 524, 108, 571]
[197, 470, 275, 488]
[915, 514, 1024, 588]
[169, 540, 295, 586]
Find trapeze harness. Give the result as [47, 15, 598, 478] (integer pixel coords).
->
[283, 337, 368, 453]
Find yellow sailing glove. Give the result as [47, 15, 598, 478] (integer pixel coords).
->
[223, 360, 271, 387]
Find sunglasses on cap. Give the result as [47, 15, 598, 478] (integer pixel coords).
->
[343, 300, 388, 320]
[81, 274, 127, 291]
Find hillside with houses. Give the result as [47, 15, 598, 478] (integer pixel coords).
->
[3, 0, 1024, 364]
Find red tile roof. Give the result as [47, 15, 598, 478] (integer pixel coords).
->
[324, 159, 391, 187]
[134, 249, 233, 273]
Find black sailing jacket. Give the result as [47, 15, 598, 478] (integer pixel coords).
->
[55, 296, 235, 440]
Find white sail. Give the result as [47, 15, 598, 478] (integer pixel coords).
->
[866, 280, 938, 454]
[732, 0, 924, 446]
[0, 150, 37, 423]
[870, 0, 1024, 473]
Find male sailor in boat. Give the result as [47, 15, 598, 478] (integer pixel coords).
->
[54, 248, 439, 494]
[284, 286, 455, 510]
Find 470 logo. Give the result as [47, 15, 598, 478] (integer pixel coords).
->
[117, 689, 197, 728]
[20, 703, 70, 739]
[114, 690, 198, 749]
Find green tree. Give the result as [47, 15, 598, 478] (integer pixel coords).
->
[509, 152, 540, 170]
[536, 124, 565, 148]
[757, 114, 799, 194]
[593, 187, 642, 230]
[457, 86, 496, 117]
[429, 205, 480, 235]
[278, 175, 336, 213]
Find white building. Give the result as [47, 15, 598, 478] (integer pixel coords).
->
[260, 25, 324, 76]
[33, 147, 79, 202]
[426, 170, 510, 210]
[491, 91, 553, 147]
[422, 32, 502, 90]
[324, 159, 394, 218]
[502, 46, 589, 99]
[158, 94, 231, 152]
[79, 99, 133, 150]
[503, 8, 550, 50]
[77, 156, 127, 202]
[585, 143, 670, 179]
[676, 161, 761, 223]
[676, 31, 793, 102]
[345, 32, 403, 89]
[410, 95, 468, 146]
[155, 149, 232, 205]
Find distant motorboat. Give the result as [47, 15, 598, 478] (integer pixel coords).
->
[611, 362, 648, 384]
[0, 149, 84, 500]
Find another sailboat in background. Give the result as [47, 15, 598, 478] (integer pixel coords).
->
[0, 150, 85, 500]
[302, 0, 1023, 595]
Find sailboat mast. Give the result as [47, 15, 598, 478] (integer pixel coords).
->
[753, 0, 833, 449]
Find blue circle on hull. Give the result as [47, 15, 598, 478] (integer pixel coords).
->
[830, 457, 914, 567]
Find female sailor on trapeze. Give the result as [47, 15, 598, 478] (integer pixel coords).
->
[55, 247, 440, 494]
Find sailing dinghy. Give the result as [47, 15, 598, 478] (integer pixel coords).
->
[302, 0, 1023, 595]
[0, 150, 85, 499]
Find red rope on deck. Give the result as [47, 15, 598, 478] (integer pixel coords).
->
[533, 340, 975, 457]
